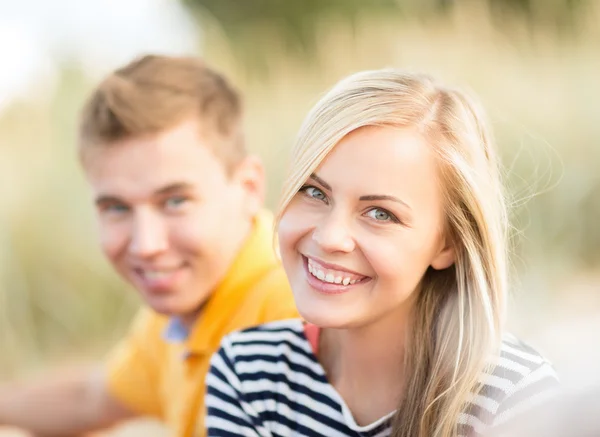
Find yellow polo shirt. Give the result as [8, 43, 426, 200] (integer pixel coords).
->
[105, 212, 297, 437]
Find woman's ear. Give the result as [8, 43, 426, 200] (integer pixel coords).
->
[431, 236, 455, 270]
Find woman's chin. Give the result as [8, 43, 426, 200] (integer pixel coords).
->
[297, 304, 355, 329]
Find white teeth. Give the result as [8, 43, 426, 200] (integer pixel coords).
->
[143, 269, 177, 281]
[145, 271, 170, 280]
[307, 258, 363, 286]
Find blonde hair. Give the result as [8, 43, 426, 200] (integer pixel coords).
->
[78, 54, 245, 172]
[276, 70, 508, 437]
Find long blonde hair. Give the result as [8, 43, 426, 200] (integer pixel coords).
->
[276, 70, 508, 437]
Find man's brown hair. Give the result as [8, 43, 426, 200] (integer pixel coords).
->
[78, 54, 245, 171]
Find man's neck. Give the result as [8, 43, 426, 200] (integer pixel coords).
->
[178, 306, 204, 331]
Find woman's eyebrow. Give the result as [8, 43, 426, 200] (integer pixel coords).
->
[359, 194, 411, 210]
[309, 173, 332, 191]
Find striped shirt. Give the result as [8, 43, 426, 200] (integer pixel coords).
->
[206, 319, 559, 437]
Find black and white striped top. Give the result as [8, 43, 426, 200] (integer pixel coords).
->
[206, 320, 559, 437]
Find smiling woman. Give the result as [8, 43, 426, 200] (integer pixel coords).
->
[278, 125, 448, 330]
[204, 69, 560, 437]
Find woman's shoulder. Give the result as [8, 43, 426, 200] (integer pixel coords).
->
[209, 318, 327, 395]
[492, 333, 558, 385]
[215, 318, 313, 361]
[478, 333, 560, 429]
[222, 318, 306, 343]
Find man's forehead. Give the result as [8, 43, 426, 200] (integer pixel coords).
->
[84, 148, 225, 187]
[82, 126, 231, 201]
[83, 120, 222, 165]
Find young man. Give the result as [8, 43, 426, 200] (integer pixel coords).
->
[0, 55, 297, 437]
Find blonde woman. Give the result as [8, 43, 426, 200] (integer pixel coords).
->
[204, 70, 559, 437]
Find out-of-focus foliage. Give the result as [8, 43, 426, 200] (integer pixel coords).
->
[184, 0, 590, 71]
[485, 0, 587, 27]
[185, 0, 399, 52]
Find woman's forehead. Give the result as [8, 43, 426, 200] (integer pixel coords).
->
[313, 127, 439, 194]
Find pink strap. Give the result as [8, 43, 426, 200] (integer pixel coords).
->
[304, 322, 320, 355]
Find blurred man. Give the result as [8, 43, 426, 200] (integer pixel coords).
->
[0, 54, 297, 437]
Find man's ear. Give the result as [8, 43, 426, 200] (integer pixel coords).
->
[232, 155, 265, 217]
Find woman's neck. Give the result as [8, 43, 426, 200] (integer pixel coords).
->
[319, 305, 413, 426]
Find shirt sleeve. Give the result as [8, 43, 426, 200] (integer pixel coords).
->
[104, 308, 164, 418]
[205, 338, 266, 437]
[491, 360, 561, 429]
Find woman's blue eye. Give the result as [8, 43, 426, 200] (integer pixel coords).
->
[366, 208, 397, 223]
[303, 186, 326, 201]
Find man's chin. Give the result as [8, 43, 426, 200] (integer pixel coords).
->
[143, 293, 203, 318]
[142, 292, 181, 314]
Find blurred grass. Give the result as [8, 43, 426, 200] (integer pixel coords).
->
[0, 2, 599, 380]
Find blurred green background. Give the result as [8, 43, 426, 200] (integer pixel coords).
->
[0, 0, 599, 414]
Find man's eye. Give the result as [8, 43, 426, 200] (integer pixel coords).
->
[104, 204, 129, 214]
[164, 196, 189, 210]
